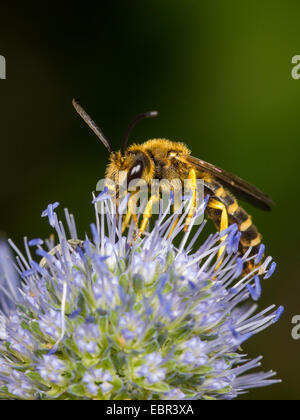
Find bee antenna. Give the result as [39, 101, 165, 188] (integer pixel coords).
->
[121, 111, 158, 156]
[72, 98, 114, 153]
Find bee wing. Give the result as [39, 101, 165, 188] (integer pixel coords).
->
[179, 155, 274, 211]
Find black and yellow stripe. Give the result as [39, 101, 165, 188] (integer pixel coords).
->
[203, 177, 261, 256]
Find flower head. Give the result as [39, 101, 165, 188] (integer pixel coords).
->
[0, 195, 283, 400]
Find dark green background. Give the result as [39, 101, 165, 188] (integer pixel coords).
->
[0, 1, 299, 400]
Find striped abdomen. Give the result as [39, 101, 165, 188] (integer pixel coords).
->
[203, 177, 261, 256]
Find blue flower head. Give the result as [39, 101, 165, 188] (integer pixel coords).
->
[0, 196, 283, 400]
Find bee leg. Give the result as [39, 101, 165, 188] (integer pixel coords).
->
[207, 198, 229, 269]
[184, 168, 197, 231]
[139, 194, 159, 236]
[168, 215, 180, 238]
[122, 193, 139, 233]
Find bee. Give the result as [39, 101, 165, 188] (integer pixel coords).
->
[73, 99, 273, 268]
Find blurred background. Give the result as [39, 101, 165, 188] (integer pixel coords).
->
[0, 0, 299, 400]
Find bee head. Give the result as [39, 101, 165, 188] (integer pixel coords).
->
[105, 110, 158, 184]
[106, 148, 155, 185]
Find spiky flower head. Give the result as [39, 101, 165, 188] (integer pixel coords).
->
[0, 193, 283, 400]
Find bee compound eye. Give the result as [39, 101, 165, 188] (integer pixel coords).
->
[128, 161, 144, 181]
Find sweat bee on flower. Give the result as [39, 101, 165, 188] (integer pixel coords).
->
[72, 99, 274, 271]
